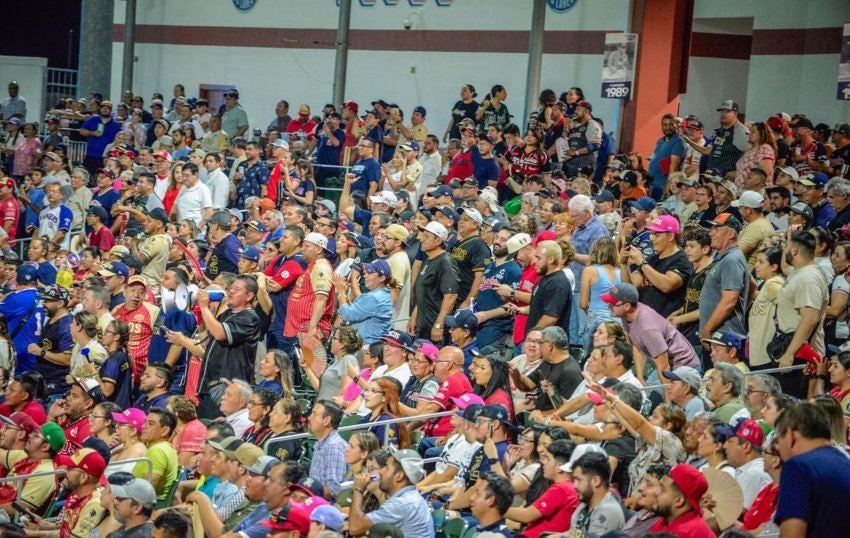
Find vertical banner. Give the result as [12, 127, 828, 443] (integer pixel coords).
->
[601, 32, 638, 100]
[839, 22, 850, 100]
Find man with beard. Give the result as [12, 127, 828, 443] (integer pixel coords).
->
[28, 285, 73, 394]
[0, 419, 63, 515]
[474, 227, 521, 354]
[263, 226, 306, 354]
[50, 377, 104, 456]
[496, 233, 537, 352]
[524, 240, 572, 335]
[35, 448, 108, 538]
[743, 374, 781, 421]
[569, 452, 625, 536]
[228, 461, 301, 538]
[699, 214, 749, 340]
[283, 233, 335, 344]
[765, 185, 791, 231]
[112, 277, 163, 387]
[684, 100, 749, 176]
[133, 364, 171, 413]
[648, 464, 714, 537]
[205, 211, 242, 281]
[560, 100, 601, 178]
[109, 476, 157, 538]
[648, 114, 686, 200]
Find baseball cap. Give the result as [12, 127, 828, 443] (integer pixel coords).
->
[702, 330, 746, 350]
[789, 202, 814, 221]
[428, 185, 453, 198]
[87, 206, 109, 222]
[732, 190, 765, 209]
[108, 245, 130, 259]
[5, 118, 21, 127]
[361, 259, 392, 280]
[776, 166, 799, 181]
[646, 215, 681, 234]
[594, 190, 616, 203]
[290, 477, 324, 498]
[575, 100, 593, 111]
[240, 245, 261, 262]
[243, 454, 280, 476]
[98, 261, 129, 279]
[506, 232, 532, 256]
[369, 190, 398, 207]
[619, 170, 639, 186]
[232, 442, 265, 468]
[207, 436, 243, 454]
[244, 219, 266, 233]
[700, 169, 723, 183]
[716, 100, 739, 112]
[717, 180, 738, 197]
[261, 504, 310, 535]
[270, 138, 289, 149]
[111, 477, 157, 509]
[733, 418, 766, 447]
[316, 199, 336, 213]
[342, 101, 359, 112]
[153, 150, 173, 162]
[662, 366, 703, 392]
[228, 208, 244, 224]
[479, 188, 500, 213]
[794, 118, 814, 130]
[111, 408, 147, 434]
[38, 285, 70, 303]
[298, 104, 310, 116]
[414, 340, 439, 362]
[704, 212, 743, 233]
[669, 464, 708, 515]
[71, 377, 105, 403]
[796, 172, 828, 188]
[606, 160, 625, 171]
[16, 264, 38, 284]
[457, 207, 484, 226]
[559, 443, 607, 473]
[627, 196, 656, 212]
[413, 105, 427, 117]
[600, 283, 640, 305]
[677, 176, 699, 188]
[380, 329, 414, 351]
[383, 223, 409, 244]
[0, 412, 38, 434]
[398, 141, 420, 153]
[147, 207, 169, 225]
[430, 206, 459, 223]
[40, 422, 66, 453]
[417, 221, 448, 242]
[310, 505, 344, 532]
[127, 275, 148, 288]
[483, 216, 504, 232]
[478, 403, 511, 427]
[56, 448, 107, 480]
[389, 447, 425, 484]
[444, 309, 478, 330]
[304, 232, 329, 251]
[450, 393, 486, 414]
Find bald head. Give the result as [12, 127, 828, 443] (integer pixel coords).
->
[440, 346, 464, 368]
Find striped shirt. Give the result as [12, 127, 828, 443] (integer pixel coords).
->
[112, 301, 163, 384]
[283, 259, 335, 338]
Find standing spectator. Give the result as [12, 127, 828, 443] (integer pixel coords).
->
[267, 100, 291, 134]
[30, 285, 73, 393]
[112, 276, 162, 388]
[203, 153, 230, 210]
[748, 246, 785, 370]
[409, 222, 459, 342]
[195, 276, 261, 419]
[313, 112, 345, 184]
[525, 240, 572, 335]
[775, 231, 829, 395]
[735, 121, 776, 189]
[475, 227, 521, 353]
[283, 232, 335, 343]
[346, 139, 382, 199]
[451, 207, 491, 309]
[737, 190, 775, 268]
[204, 210, 241, 281]
[699, 213, 749, 339]
[12, 123, 41, 179]
[560, 101, 600, 178]
[774, 402, 850, 537]
[684, 100, 749, 176]
[85, 206, 115, 252]
[173, 162, 213, 227]
[0, 81, 26, 120]
[285, 104, 317, 142]
[221, 90, 249, 140]
[444, 84, 480, 142]
[79, 101, 121, 174]
[796, 172, 834, 228]
[307, 400, 347, 497]
[0, 178, 19, 243]
[647, 114, 685, 200]
[790, 118, 828, 176]
[825, 177, 850, 232]
[263, 225, 306, 353]
[236, 142, 269, 208]
[602, 283, 700, 384]
[0, 265, 42, 374]
[568, 195, 609, 349]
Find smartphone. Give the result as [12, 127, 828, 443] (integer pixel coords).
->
[12, 501, 34, 517]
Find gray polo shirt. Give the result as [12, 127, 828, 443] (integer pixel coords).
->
[699, 245, 749, 335]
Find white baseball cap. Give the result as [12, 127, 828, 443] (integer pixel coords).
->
[369, 190, 398, 206]
[417, 221, 448, 242]
[732, 190, 765, 209]
[304, 232, 329, 251]
[506, 233, 532, 255]
[458, 207, 484, 225]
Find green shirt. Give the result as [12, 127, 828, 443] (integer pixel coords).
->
[135, 440, 179, 501]
[713, 398, 746, 424]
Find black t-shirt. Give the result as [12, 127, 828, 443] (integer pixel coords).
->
[680, 263, 711, 342]
[198, 308, 261, 390]
[833, 144, 850, 178]
[527, 357, 582, 411]
[450, 100, 480, 139]
[640, 249, 693, 318]
[602, 434, 637, 495]
[265, 433, 303, 462]
[776, 138, 791, 164]
[527, 270, 572, 336]
[205, 234, 241, 280]
[414, 251, 459, 333]
[38, 314, 74, 388]
[450, 235, 491, 306]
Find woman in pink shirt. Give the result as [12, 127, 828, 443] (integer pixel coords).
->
[13, 123, 41, 178]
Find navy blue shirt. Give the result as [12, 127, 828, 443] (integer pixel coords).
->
[134, 392, 170, 413]
[148, 308, 197, 392]
[91, 189, 121, 228]
[205, 233, 242, 280]
[472, 152, 500, 188]
[236, 160, 269, 209]
[101, 350, 133, 409]
[315, 126, 345, 168]
[476, 259, 521, 348]
[37, 314, 74, 388]
[349, 158, 381, 195]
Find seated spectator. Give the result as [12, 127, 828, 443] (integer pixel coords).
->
[137, 406, 179, 503]
[343, 431, 381, 484]
[469, 350, 514, 420]
[307, 400, 347, 497]
[261, 504, 310, 537]
[695, 418, 735, 475]
[360, 377, 410, 448]
[705, 363, 748, 424]
[255, 350, 293, 397]
[468, 473, 515, 537]
[134, 364, 172, 413]
[219, 380, 254, 437]
[648, 464, 715, 536]
[740, 432, 782, 533]
[241, 388, 277, 446]
[621, 463, 668, 536]
[663, 366, 707, 420]
[569, 451, 626, 535]
[726, 418, 772, 510]
[348, 448, 433, 538]
[302, 325, 360, 402]
[509, 326, 582, 414]
[399, 340, 440, 414]
[0, 418, 63, 516]
[109, 475, 157, 537]
[0, 371, 47, 424]
[168, 395, 207, 467]
[702, 329, 750, 374]
[264, 398, 304, 462]
[110, 408, 148, 474]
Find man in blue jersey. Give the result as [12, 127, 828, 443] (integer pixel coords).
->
[0, 265, 44, 374]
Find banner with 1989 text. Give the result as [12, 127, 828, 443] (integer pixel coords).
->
[601, 33, 638, 100]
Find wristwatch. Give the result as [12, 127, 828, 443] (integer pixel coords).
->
[434, 323, 443, 330]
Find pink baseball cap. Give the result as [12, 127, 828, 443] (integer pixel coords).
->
[646, 215, 681, 235]
[416, 341, 439, 362]
[450, 393, 485, 410]
[112, 408, 147, 434]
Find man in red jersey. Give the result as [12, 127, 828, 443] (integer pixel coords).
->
[283, 232, 335, 343]
[112, 276, 163, 386]
[0, 179, 19, 242]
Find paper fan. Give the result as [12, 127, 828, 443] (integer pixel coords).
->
[703, 468, 744, 531]
[298, 333, 328, 376]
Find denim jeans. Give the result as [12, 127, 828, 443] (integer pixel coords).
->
[569, 289, 587, 347]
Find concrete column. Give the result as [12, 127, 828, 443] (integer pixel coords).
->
[121, 0, 136, 96]
[78, 0, 115, 98]
[522, 0, 547, 124]
[332, 0, 352, 107]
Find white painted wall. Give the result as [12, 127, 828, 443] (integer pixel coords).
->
[0, 55, 47, 125]
[680, 57, 751, 131]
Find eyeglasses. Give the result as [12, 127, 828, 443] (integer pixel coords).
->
[525, 339, 543, 345]
[744, 387, 767, 395]
[89, 414, 109, 420]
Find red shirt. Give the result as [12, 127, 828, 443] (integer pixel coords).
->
[0, 196, 19, 241]
[742, 482, 779, 531]
[285, 117, 318, 141]
[422, 371, 473, 437]
[0, 399, 47, 425]
[112, 301, 162, 384]
[508, 146, 549, 178]
[446, 148, 474, 183]
[263, 254, 306, 289]
[88, 225, 115, 252]
[512, 263, 541, 344]
[283, 259, 335, 338]
[523, 481, 580, 538]
[163, 187, 179, 215]
[59, 416, 91, 456]
[649, 510, 716, 538]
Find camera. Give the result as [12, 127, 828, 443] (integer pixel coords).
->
[403, 19, 412, 30]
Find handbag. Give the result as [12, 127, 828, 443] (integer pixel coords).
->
[766, 300, 794, 362]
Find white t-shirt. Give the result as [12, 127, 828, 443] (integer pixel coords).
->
[176, 181, 213, 225]
[387, 250, 411, 330]
[154, 174, 170, 200]
[204, 168, 230, 209]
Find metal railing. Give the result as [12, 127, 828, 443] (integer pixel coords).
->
[107, 456, 154, 482]
[0, 456, 153, 496]
[44, 68, 78, 122]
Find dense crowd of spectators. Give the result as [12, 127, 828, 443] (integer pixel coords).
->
[0, 77, 848, 538]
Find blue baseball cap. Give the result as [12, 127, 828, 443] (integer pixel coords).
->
[310, 505, 345, 532]
[796, 172, 828, 188]
[362, 259, 392, 280]
[702, 330, 746, 351]
[428, 185, 453, 198]
[98, 262, 129, 279]
[444, 309, 478, 330]
[244, 219, 266, 233]
[430, 205, 459, 222]
[413, 106, 427, 117]
[240, 246, 261, 262]
[594, 190, 616, 203]
[628, 196, 657, 213]
[16, 264, 38, 284]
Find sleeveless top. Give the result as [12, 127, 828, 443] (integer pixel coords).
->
[588, 264, 621, 311]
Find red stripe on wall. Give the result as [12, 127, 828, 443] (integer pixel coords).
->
[751, 27, 843, 55]
[111, 25, 611, 54]
[690, 32, 752, 60]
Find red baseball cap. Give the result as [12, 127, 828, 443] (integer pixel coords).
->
[153, 150, 173, 162]
[734, 418, 766, 447]
[668, 464, 708, 515]
[0, 412, 38, 434]
[55, 448, 107, 480]
[343, 101, 359, 113]
[261, 504, 310, 534]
